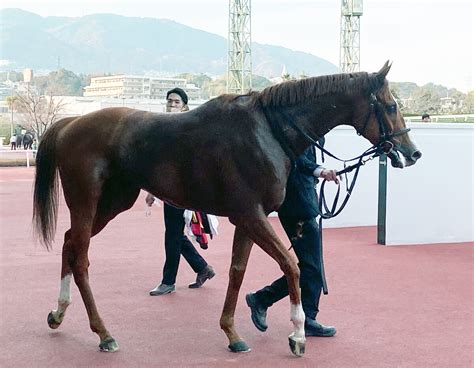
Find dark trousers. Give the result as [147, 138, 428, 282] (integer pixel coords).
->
[254, 215, 323, 320]
[162, 204, 208, 285]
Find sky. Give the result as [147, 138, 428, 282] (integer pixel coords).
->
[1, 0, 473, 92]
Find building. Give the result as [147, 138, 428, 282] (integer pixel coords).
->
[0, 82, 13, 103]
[42, 95, 206, 120]
[440, 96, 457, 113]
[23, 68, 34, 83]
[83, 75, 201, 100]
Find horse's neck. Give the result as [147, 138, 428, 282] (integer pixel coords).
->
[272, 98, 353, 157]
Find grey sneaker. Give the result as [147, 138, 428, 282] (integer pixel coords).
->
[189, 265, 216, 289]
[149, 283, 175, 296]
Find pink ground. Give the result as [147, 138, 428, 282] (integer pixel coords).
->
[0, 167, 472, 367]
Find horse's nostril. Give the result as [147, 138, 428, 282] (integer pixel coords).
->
[412, 150, 422, 160]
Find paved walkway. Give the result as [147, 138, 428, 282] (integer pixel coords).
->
[0, 167, 472, 367]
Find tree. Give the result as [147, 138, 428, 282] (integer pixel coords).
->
[4, 95, 19, 137]
[251, 74, 272, 91]
[34, 68, 84, 96]
[14, 90, 67, 140]
[298, 71, 308, 79]
[462, 91, 474, 114]
[410, 88, 441, 115]
[5, 95, 18, 110]
[174, 73, 212, 88]
[389, 85, 404, 110]
[0, 71, 23, 82]
[204, 76, 227, 98]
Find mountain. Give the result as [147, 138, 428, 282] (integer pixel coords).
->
[0, 8, 338, 78]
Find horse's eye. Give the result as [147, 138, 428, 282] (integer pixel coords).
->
[386, 104, 397, 114]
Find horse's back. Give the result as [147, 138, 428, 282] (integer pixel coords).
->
[50, 103, 289, 216]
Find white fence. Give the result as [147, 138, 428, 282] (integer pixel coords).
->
[0, 149, 36, 167]
[1, 123, 472, 245]
[405, 114, 474, 123]
[319, 123, 473, 245]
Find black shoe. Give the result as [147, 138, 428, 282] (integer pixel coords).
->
[189, 265, 216, 288]
[245, 293, 268, 332]
[305, 318, 337, 337]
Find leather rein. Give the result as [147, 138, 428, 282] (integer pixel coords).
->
[267, 92, 411, 294]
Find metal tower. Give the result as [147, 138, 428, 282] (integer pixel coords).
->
[340, 0, 363, 72]
[227, 0, 252, 93]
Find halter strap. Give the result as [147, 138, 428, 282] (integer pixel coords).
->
[263, 91, 412, 295]
[358, 93, 411, 148]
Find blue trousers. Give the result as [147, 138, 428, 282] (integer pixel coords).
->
[161, 204, 208, 285]
[254, 215, 323, 320]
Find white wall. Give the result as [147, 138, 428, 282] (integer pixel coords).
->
[316, 123, 473, 245]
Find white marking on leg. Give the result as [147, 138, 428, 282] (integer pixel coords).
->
[51, 274, 72, 321]
[290, 303, 306, 340]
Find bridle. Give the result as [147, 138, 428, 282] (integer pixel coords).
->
[272, 92, 411, 165]
[265, 91, 411, 294]
[357, 92, 411, 156]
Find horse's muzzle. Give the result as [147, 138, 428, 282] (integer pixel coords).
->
[389, 145, 422, 168]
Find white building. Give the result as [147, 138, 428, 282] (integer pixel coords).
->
[83, 75, 201, 100]
[49, 96, 206, 118]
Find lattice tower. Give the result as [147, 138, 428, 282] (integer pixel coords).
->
[340, 0, 363, 72]
[227, 0, 252, 93]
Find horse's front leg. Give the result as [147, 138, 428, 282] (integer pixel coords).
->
[220, 225, 253, 353]
[242, 214, 306, 357]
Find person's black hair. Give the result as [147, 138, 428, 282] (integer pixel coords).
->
[422, 113, 430, 119]
[166, 88, 188, 105]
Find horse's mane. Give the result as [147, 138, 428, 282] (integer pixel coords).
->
[257, 71, 378, 107]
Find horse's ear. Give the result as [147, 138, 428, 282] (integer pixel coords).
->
[377, 60, 392, 83]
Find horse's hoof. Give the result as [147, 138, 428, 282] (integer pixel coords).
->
[288, 333, 305, 357]
[99, 337, 119, 352]
[47, 311, 61, 329]
[228, 340, 251, 353]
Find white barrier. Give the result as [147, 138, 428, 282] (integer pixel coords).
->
[405, 114, 474, 123]
[0, 149, 37, 167]
[1, 123, 472, 245]
[319, 123, 473, 245]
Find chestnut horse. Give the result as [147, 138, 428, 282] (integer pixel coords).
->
[33, 62, 421, 356]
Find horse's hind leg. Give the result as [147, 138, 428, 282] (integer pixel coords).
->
[45, 203, 111, 347]
[240, 213, 306, 357]
[220, 225, 253, 353]
[48, 172, 139, 352]
[47, 230, 73, 329]
[85, 182, 140, 352]
[73, 182, 139, 352]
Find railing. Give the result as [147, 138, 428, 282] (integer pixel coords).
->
[405, 114, 474, 122]
[0, 149, 37, 167]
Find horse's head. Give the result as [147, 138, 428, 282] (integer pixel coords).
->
[353, 61, 422, 168]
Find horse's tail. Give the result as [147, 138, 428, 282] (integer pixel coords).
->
[32, 119, 69, 250]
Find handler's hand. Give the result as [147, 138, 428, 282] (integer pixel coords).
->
[320, 169, 339, 184]
[145, 193, 155, 206]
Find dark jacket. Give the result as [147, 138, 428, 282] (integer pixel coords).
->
[278, 145, 321, 220]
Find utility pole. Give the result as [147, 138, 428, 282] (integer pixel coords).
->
[340, 0, 363, 72]
[227, 0, 252, 93]
[10, 93, 14, 137]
